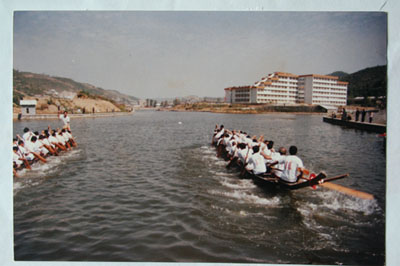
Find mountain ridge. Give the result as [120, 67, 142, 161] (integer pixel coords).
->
[13, 69, 139, 106]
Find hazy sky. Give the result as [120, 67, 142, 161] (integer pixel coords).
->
[13, 11, 387, 99]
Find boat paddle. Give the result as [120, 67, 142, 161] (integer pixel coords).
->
[32, 151, 47, 163]
[319, 181, 374, 200]
[302, 170, 374, 200]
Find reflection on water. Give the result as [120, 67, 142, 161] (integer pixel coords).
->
[13, 111, 385, 264]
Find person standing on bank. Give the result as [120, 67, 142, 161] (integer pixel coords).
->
[361, 109, 367, 122]
[341, 108, 347, 121]
[355, 108, 360, 122]
[369, 111, 374, 123]
[58, 111, 71, 131]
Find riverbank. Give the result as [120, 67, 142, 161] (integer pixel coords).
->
[13, 111, 134, 121]
[163, 102, 329, 114]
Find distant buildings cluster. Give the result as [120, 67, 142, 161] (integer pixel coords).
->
[225, 72, 348, 106]
[141, 96, 224, 108]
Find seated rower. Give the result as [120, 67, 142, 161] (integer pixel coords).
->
[226, 141, 238, 168]
[13, 146, 24, 170]
[61, 129, 72, 149]
[269, 147, 287, 178]
[55, 130, 69, 150]
[237, 143, 249, 166]
[22, 127, 33, 142]
[37, 135, 51, 156]
[40, 133, 58, 155]
[213, 125, 225, 145]
[279, 146, 304, 183]
[48, 130, 65, 151]
[66, 130, 77, 147]
[16, 140, 34, 161]
[26, 136, 47, 163]
[245, 145, 267, 175]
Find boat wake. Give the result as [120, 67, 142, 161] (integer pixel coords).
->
[208, 188, 281, 207]
[13, 148, 83, 195]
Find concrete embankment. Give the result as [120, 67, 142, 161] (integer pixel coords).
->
[13, 111, 134, 121]
[322, 117, 386, 133]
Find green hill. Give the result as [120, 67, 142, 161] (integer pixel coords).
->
[328, 71, 348, 78]
[328, 65, 387, 98]
[13, 69, 139, 106]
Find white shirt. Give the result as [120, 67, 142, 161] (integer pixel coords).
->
[237, 147, 250, 164]
[13, 152, 23, 166]
[22, 132, 32, 142]
[38, 140, 49, 154]
[60, 115, 70, 126]
[56, 134, 66, 145]
[228, 144, 237, 156]
[215, 129, 225, 139]
[24, 141, 36, 153]
[31, 141, 41, 153]
[62, 134, 69, 142]
[280, 155, 304, 183]
[261, 148, 271, 163]
[18, 146, 34, 160]
[272, 154, 286, 178]
[65, 131, 73, 139]
[42, 138, 51, 146]
[48, 135, 59, 145]
[246, 152, 267, 175]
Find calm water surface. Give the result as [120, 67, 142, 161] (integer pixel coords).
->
[13, 111, 385, 264]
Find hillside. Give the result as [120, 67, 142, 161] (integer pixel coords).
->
[328, 65, 387, 98]
[13, 69, 139, 106]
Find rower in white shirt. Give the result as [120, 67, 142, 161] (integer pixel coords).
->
[245, 146, 267, 175]
[269, 147, 287, 178]
[22, 128, 33, 142]
[280, 146, 304, 183]
[213, 125, 225, 144]
[237, 143, 250, 165]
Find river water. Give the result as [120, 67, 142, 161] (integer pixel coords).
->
[13, 111, 385, 265]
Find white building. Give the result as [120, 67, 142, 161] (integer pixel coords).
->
[20, 100, 37, 115]
[225, 72, 348, 106]
[299, 74, 348, 106]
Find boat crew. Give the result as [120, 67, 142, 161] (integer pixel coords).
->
[280, 146, 304, 183]
[13, 125, 77, 177]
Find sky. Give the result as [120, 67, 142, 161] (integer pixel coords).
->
[13, 11, 387, 99]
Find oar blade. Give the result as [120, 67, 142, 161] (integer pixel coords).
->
[320, 182, 374, 200]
